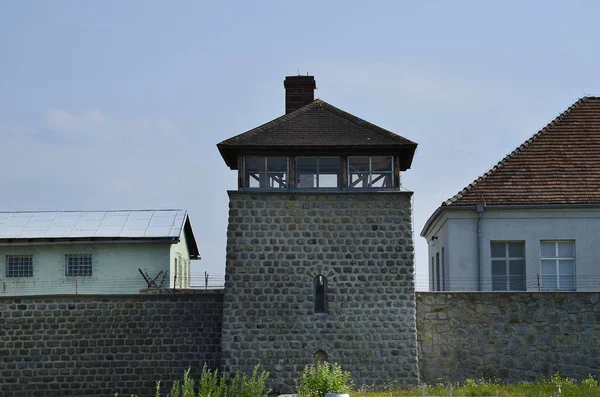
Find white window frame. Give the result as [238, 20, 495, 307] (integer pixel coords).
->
[490, 241, 526, 291]
[244, 156, 289, 189]
[65, 254, 92, 277]
[296, 156, 340, 188]
[6, 255, 33, 278]
[348, 156, 394, 188]
[540, 240, 575, 291]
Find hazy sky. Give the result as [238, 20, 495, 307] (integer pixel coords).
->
[2, 1, 600, 289]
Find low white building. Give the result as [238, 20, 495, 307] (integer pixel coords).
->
[421, 97, 600, 292]
[0, 209, 199, 295]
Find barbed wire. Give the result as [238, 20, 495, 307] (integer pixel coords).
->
[2, 273, 596, 296]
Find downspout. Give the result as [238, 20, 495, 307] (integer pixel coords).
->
[476, 203, 485, 291]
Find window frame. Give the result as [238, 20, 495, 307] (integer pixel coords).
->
[243, 156, 289, 189]
[65, 254, 93, 277]
[348, 156, 394, 189]
[540, 240, 575, 291]
[490, 241, 526, 291]
[295, 156, 341, 188]
[5, 255, 33, 278]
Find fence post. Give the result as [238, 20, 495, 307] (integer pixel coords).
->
[205, 271, 209, 289]
[422, 383, 426, 397]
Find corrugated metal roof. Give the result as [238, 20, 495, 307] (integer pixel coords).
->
[0, 210, 188, 240]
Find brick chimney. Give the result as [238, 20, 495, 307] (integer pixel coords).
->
[284, 76, 316, 114]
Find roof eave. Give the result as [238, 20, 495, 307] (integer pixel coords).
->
[218, 143, 418, 171]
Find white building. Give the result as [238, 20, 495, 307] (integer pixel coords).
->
[421, 97, 600, 292]
[0, 209, 199, 295]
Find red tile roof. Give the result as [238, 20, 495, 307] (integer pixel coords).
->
[446, 96, 600, 206]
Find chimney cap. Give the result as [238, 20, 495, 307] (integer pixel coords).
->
[284, 75, 316, 88]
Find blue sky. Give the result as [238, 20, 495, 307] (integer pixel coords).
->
[2, 1, 600, 288]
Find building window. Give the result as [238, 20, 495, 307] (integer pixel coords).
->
[296, 157, 340, 188]
[244, 156, 288, 188]
[65, 254, 92, 277]
[314, 275, 327, 313]
[6, 255, 33, 278]
[541, 241, 575, 291]
[348, 156, 393, 188]
[491, 242, 525, 291]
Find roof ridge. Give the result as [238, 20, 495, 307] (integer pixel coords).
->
[444, 96, 591, 206]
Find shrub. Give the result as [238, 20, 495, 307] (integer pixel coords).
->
[297, 362, 354, 397]
[168, 364, 270, 397]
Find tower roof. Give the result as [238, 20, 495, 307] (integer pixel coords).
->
[217, 99, 417, 170]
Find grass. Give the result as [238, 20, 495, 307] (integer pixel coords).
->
[352, 373, 600, 397]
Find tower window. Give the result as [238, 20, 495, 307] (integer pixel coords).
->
[349, 156, 393, 188]
[297, 157, 340, 188]
[314, 275, 327, 313]
[244, 156, 288, 188]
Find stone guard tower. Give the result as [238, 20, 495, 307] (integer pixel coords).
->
[217, 76, 419, 393]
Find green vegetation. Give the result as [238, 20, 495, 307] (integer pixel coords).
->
[353, 373, 600, 397]
[114, 364, 270, 397]
[297, 362, 354, 397]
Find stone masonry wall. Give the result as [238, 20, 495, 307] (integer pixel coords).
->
[416, 292, 600, 383]
[221, 191, 419, 393]
[0, 291, 223, 397]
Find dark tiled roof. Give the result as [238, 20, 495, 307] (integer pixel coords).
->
[446, 96, 600, 206]
[217, 99, 417, 169]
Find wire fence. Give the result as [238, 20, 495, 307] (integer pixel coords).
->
[3, 273, 597, 296]
[0, 273, 226, 296]
[414, 274, 598, 292]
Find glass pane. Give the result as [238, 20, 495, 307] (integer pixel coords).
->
[492, 260, 506, 276]
[558, 242, 574, 258]
[492, 275, 507, 291]
[350, 173, 369, 188]
[268, 172, 287, 188]
[371, 156, 392, 172]
[247, 174, 261, 188]
[509, 260, 525, 276]
[370, 173, 392, 188]
[297, 157, 317, 173]
[245, 156, 265, 172]
[297, 174, 316, 188]
[508, 242, 524, 258]
[319, 174, 338, 188]
[319, 157, 340, 172]
[297, 157, 318, 188]
[348, 157, 369, 172]
[318, 157, 339, 188]
[559, 275, 575, 291]
[491, 242, 506, 258]
[509, 274, 526, 291]
[542, 275, 557, 291]
[267, 157, 288, 172]
[541, 260, 557, 275]
[540, 242, 556, 258]
[559, 260, 574, 275]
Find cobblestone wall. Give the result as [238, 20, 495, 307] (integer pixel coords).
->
[416, 292, 600, 383]
[0, 291, 223, 397]
[221, 191, 419, 393]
